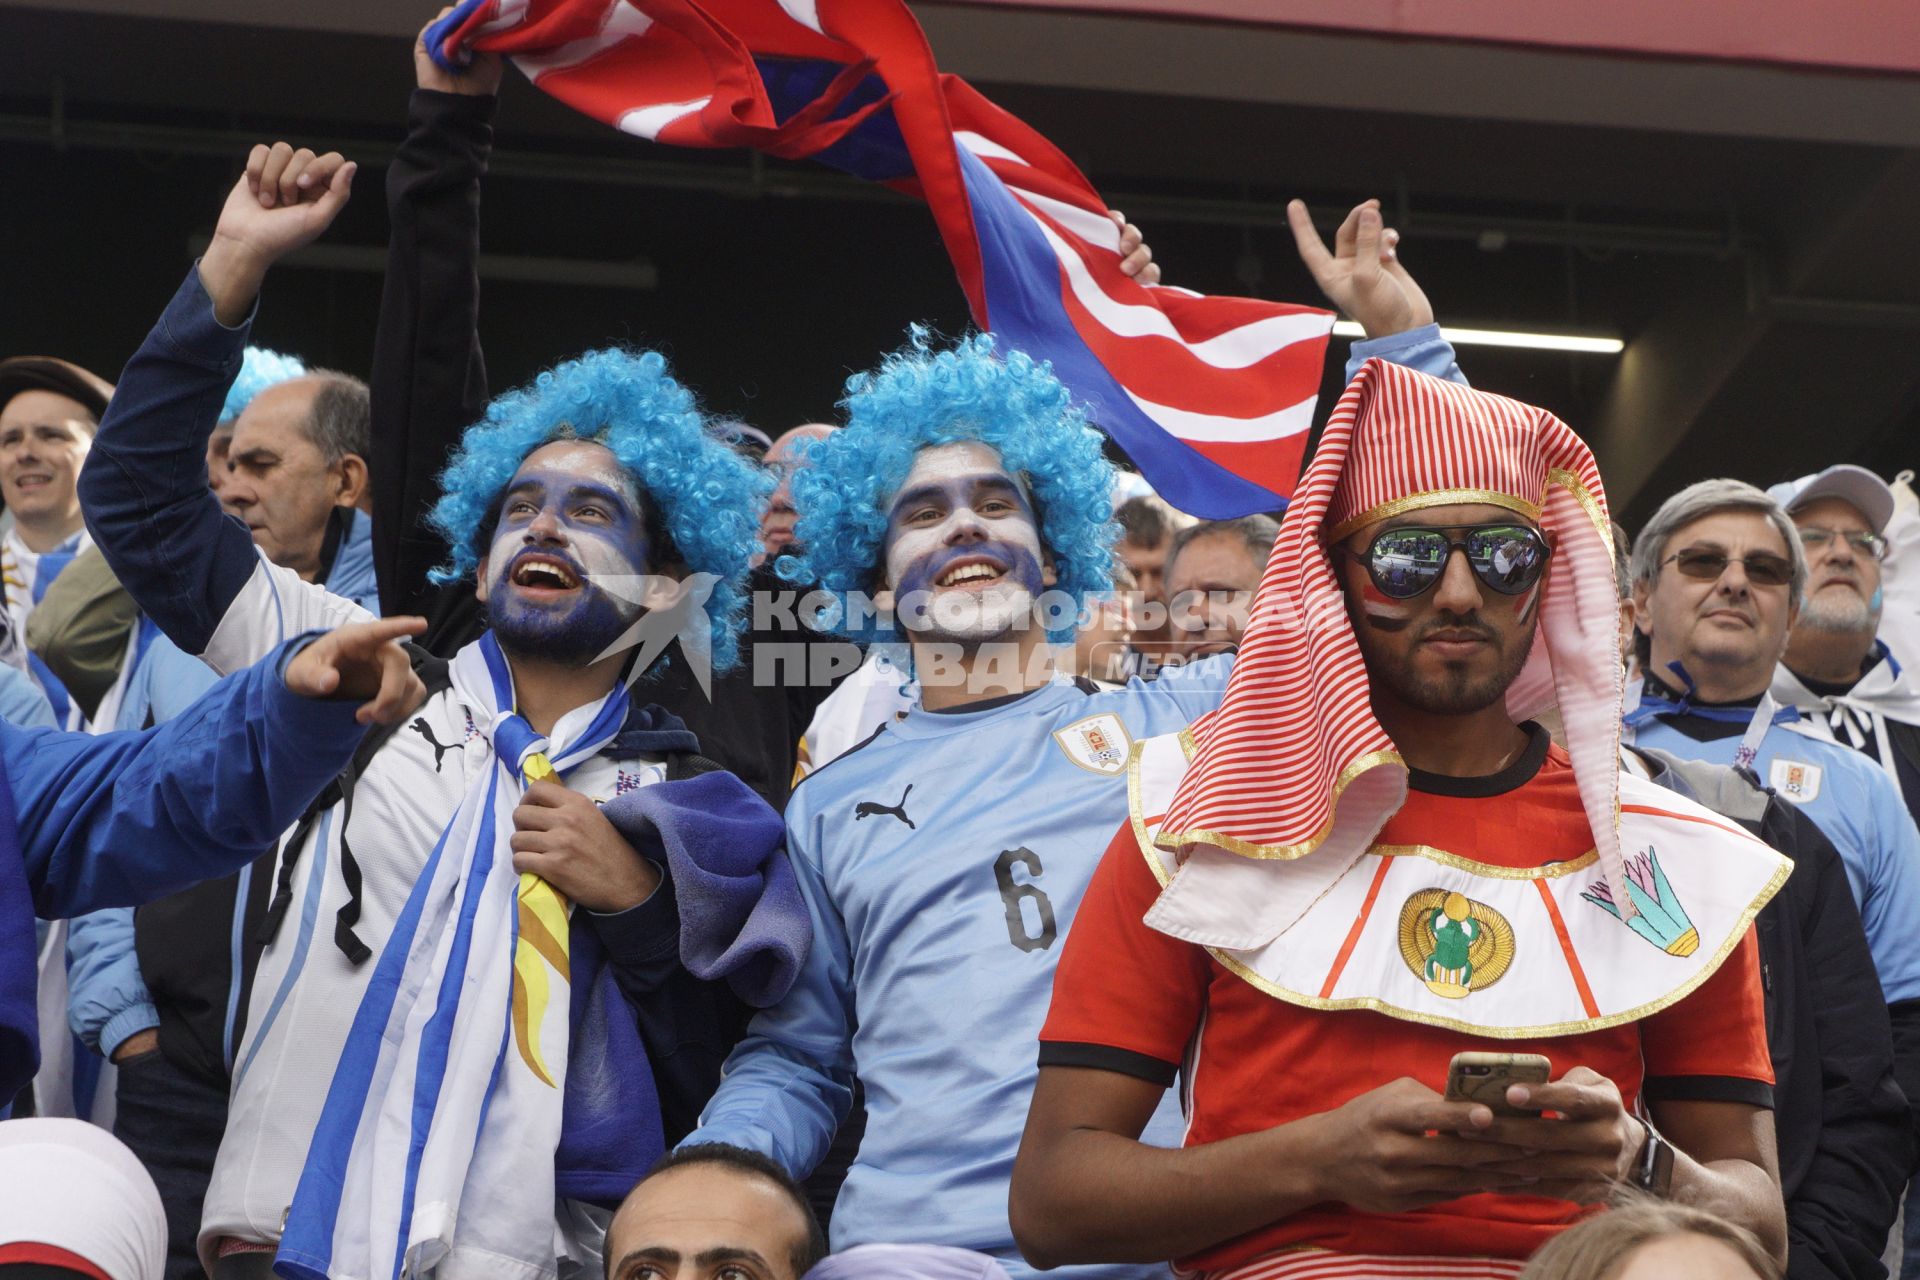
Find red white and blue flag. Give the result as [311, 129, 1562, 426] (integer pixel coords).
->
[427, 0, 1334, 517]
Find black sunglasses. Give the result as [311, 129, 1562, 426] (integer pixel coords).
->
[1338, 523, 1551, 600]
[1661, 547, 1794, 587]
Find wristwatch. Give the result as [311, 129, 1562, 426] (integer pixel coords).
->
[1633, 1115, 1675, 1197]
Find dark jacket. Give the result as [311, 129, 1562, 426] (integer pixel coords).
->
[1638, 747, 1911, 1280]
[371, 87, 850, 813]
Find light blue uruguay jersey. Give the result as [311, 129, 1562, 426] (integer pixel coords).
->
[689, 657, 1231, 1279]
[1631, 712, 1920, 1003]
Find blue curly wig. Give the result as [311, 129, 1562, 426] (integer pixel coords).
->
[221, 346, 307, 425]
[427, 347, 770, 671]
[781, 331, 1115, 644]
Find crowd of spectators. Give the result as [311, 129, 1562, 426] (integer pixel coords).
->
[0, 13, 1915, 1280]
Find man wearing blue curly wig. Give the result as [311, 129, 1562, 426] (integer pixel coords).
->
[79, 141, 808, 1280]
[680, 332, 1215, 1280]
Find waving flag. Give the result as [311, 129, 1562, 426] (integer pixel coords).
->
[427, 0, 1334, 517]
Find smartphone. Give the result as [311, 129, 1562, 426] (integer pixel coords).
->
[1443, 1051, 1552, 1115]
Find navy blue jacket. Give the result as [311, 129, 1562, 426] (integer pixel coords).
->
[0, 640, 369, 1103]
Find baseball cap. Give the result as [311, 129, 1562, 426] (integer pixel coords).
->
[1766, 464, 1894, 535]
[0, 357, 114, 426]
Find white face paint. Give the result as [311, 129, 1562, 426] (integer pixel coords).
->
[883, 441, 1049, 646]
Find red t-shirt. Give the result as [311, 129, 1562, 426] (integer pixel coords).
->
[1038, 736, 1772, 1272]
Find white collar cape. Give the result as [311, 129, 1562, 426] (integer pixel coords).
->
[1129, 730, 1788, 1038]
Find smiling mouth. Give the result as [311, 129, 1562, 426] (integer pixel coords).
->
[936, 560, 1006, 589]
[511, 556, 582, 591]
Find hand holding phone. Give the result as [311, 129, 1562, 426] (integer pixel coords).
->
[1444, 1051, 1552, 1116]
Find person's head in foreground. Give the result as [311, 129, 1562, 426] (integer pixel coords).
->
[0, 356, 112, 553]
[1164, 514, 1277, 660]
[1629, 479, 1807, 704]
[0, 1119, 165, 1280]
[783, 332, 1114, 695]
[758, 423, 837, 564]
[217, 364, 371, 581]
[1767, 464, 1894, 686]
[803, 1243, 1012, 1280]
[1516, 1194, 1779, 1280]
[605, 1145, 826, 1280]
[429, 348, 768, 675]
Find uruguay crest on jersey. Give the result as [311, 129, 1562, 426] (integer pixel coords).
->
[1053, 713, 1132, 776]
[1769, 757, 1824, 803]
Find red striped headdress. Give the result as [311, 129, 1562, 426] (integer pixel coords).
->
[1144, 359, 1627, 950]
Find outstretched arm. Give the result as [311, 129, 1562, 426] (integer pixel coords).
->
[369, 18, 503, 645]
[12, 616, 425, 921]
[79, 144, 368, 671]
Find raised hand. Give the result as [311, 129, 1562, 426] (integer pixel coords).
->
[510, 780, 661, 912]
[1287, 198, 1434, 340]
[283, 616, 429, 724]
[416, 6, 505, 97]
[200, 142, 357, 325]
[1110, 210, 1161, 285]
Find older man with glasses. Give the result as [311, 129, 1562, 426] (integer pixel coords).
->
[1625, 479, 1920, 1252]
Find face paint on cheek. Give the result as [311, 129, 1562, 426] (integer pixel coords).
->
[1513, 579, 1542, 629]
[1871, 586, 1885, 611]
[1357, 576, 1414, 633]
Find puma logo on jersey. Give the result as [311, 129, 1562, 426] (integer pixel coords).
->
[854, 784, 915, 829]
[411, 717, 457, 772]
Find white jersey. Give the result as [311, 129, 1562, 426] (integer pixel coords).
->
[793, 645, 914, 781]
[194, 554, 663, 1264]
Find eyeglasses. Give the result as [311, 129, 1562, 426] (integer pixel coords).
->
[1339, 524, 1551, 600]
[1661, 547, 1794, 587]
[1797, 527, 1887, 561]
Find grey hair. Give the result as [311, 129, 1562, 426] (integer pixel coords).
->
[1167, 515, 1280, 580]
[1630, 478, 1807, 602]
[301, 370, 371, 465]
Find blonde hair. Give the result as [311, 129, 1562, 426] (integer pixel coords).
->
[1517, 1194, 1778, 1280]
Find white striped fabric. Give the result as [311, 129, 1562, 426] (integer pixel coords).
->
[1148, 359, 1627, 953]
[1196, 1251, 1526, 1280]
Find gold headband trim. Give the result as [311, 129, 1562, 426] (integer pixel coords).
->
[1326, 488, 1544, 543]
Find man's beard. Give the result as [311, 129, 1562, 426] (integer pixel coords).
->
[490, 587, 640, 667]
[1798, 585, 1878, 636]
[1375, 613, 1536, 716]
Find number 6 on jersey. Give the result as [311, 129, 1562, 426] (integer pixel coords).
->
[994, 847, 1058, 952]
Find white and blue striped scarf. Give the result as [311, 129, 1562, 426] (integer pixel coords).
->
[278, 632, 630, 1280]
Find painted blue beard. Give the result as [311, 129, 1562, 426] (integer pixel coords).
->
[893, 542, 1048, 640]
[490, 584, 639, 666]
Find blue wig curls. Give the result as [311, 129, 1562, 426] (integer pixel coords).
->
[221, 346, 307, 425]
[427, 347, 770, 671]
[782, 330, 1115, 644]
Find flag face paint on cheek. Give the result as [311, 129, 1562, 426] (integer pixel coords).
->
[1357, 575, 1414, 633]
